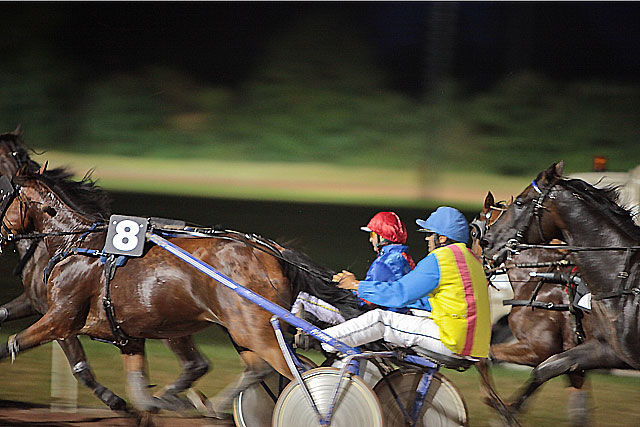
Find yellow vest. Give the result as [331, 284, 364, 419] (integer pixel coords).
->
[430, 243, 491, 357]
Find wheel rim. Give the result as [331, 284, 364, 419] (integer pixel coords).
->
[233, 355, 316, 427]
[331, 358, 383, 388]
[372, 370, 468, 427]
[272, 367, 383, 427]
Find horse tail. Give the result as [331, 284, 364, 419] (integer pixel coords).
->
[277, 246, 363, 320]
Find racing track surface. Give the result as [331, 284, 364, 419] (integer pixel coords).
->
[0, 400, 234, 426]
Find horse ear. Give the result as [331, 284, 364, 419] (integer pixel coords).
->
[38, 161, 48, 175]
[484, 191, 495, 209]
[13, 125, 22, 135]
[508, 195, 514, 204]
[540, 161, 563, 184]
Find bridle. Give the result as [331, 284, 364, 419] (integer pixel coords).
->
[470, 201, 508, 244]
[504, 178, 558, 257]
[0, 176, 106, 249]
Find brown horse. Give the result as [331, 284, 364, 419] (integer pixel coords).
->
[0, 131, 128, 409]
[0, 131, 283, 412]
[472, 191, 594, 425]
[481, 162, 636, 415]
[0, 131, 235, 411]
[0, 165, 360, 419]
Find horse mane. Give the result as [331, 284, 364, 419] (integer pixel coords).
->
[277, 244, 363, 320]
[14, 168, 111, 221]
[560, 178, 640, 242]
[0, 131, 41, 173]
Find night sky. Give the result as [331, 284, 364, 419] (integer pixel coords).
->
[4, 2, 640, 95]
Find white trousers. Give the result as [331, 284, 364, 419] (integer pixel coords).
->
[322, 308, 459, 357]
[291, 292, 346, 325]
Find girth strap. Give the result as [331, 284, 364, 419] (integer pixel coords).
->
[102, 254, 135, 347]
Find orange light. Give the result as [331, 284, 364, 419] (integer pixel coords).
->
[593, 156, 607, 172]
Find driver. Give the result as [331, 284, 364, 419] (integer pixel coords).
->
[291, 211, 414, 326]
[323, 206, 491, 359]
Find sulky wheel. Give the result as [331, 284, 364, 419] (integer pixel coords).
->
[233, 355, 316, 427]
[272, 367, 383, 427]
[373, 369, 468, 427]
[331, 358, 383, 388]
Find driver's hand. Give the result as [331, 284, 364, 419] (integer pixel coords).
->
[332, 270, 359, 290]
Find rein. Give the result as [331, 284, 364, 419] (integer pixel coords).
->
[485, 259, 574, 275]
[510, 242, 640, 253]
[153, 226, 335, 282]
[4, 227, 108, 242]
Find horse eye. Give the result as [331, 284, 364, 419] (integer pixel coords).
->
[515, 199, 524, 208]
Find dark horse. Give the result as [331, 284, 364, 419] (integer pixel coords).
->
[481, 162, 636, 413]
[0, 146, 361, 418]
[472, 191, 594, 425]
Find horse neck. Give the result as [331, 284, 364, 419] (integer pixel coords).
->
[28, 187, 99, 256]
[552, 192, 638, 294]
[15, 239, 50, 295]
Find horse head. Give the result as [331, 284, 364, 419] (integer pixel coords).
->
[0, 166, 41, 246]
[0, 165, 110, 255]
[470, 191, 512, 260]
[481, 162, 565, 265]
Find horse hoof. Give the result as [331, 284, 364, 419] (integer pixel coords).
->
[135, 410, 157, 427]
[154, 393, 196, 411]
[104, 394, 128, 412]
[186, 389, 217, 417]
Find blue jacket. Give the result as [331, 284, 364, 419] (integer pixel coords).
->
[358, 250, 438, 312]
[359, 244, 413, 313]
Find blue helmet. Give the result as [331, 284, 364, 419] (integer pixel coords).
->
[415, 206, 469, 244]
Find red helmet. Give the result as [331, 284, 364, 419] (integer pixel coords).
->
[360, 211, 408, 244]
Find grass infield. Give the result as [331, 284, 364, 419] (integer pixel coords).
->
[34, 150, 531, 210]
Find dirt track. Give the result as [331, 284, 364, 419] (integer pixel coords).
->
[0, 400, 234, 426]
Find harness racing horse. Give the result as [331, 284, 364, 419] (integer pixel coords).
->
[472, 191, 594, 425]
[0, 165, 361, 420]
[0, 131, 226, 411]
[480, 162, 637, 414]
[0, 131, 127, 409]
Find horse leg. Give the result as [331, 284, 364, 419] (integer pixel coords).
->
[566, 370, 590, 427]
[212, 328, 293, 422]
[210, 349, 277, 418]
[57, 336, 128, 411]
[490, 339, 555, 366]
[0, 292, 36, 324]
[154, 336, 210, 409]
[508, 339, 624, 413]
[121, 340, 164, 425]
[475, 359, 522, 427]
[0, 306, 85, 361]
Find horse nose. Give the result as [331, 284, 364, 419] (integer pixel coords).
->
[479, 238, 489, 248]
